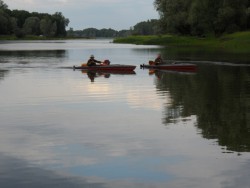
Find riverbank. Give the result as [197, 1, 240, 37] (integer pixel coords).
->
[113, 31, 250, 54]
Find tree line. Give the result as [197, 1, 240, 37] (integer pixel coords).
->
[154, 0, 250, 36]
[2, 0, 249, 38]
[67, 19, 160, 38]
[0, 0, 69, 37]
[67, 27, 129, 38]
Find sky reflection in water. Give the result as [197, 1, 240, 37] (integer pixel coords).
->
[0, 40, 250, 188]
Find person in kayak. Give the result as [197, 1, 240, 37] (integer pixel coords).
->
[154, 54, 164, 65]
[87, 55, 102, 66]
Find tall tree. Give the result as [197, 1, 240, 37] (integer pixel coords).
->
[52, 12, 69, 36]
[0, 1, 11, 34]
[215, 0, 248, 34]
[23, 16, 40, 35]
[188, 0, 220, 36]
[40, 17, 57, 37]
[0, 0, 7, 9]
[0, 9, 10, 34]
[132, 19, 159, 35]
[154, 0, 192, 35]
[10, 10, 31, 28]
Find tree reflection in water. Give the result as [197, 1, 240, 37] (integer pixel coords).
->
[154, 65, 250, 152]
[0, 70, 8, 81]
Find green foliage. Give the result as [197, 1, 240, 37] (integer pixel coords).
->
[40, 18, 57, 37]
[132, 19, 160, 35]
[23, 17, 40, 35]
[67, 28, 120, 38]
[154, 0, 250, 36]
[0, 0, 7, 9]
[99, 28, 118, 37]
[114, 31, 250, 53]
[52, 12, 69, 36]
[0, 1, 10, 34]
[114, 35, 201, 45]
[0, 9, 9, 34]
[0, 0, 69, 37]
[154, 0, 192, 34]
[219, 31, 250, 53]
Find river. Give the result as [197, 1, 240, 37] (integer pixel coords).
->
[0, 39, 250, 188]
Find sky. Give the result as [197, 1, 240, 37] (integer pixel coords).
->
[4, 0, 159, 31]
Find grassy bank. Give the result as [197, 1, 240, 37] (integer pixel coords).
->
[113, 31, 250, 54]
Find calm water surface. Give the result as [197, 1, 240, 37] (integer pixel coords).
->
[0, 39, 250, 188]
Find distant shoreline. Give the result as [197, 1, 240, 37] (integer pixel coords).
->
[1, 32, 250, 55]
[113, 31, 250, 54]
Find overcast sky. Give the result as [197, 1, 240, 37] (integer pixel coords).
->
[4, 0, 159, 31]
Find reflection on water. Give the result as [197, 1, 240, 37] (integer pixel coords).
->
[0, 153, 105, 188]
[0, 50, 68, 68]
[158, 47, 250, 64]
[0, 50, 67, 59]
[0, 69, 8, 80]
[153, 65, 250, 152]
[195, 65, 250, 152]
[153, 70, 197, 124]
[77, 70, 136, 82]
[0, 40, 250, 188]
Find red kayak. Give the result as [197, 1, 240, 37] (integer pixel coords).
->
[73, 59, 136, 72]
[140, 61, 197, 72]
[73, 64, 136, 72]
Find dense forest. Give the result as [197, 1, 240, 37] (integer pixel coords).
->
[154, 0, 250, 36]
[0, 0, 69, 37]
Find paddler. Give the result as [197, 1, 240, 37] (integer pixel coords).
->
[87, 55, 102, 66]
[154, 54, 164, 65]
